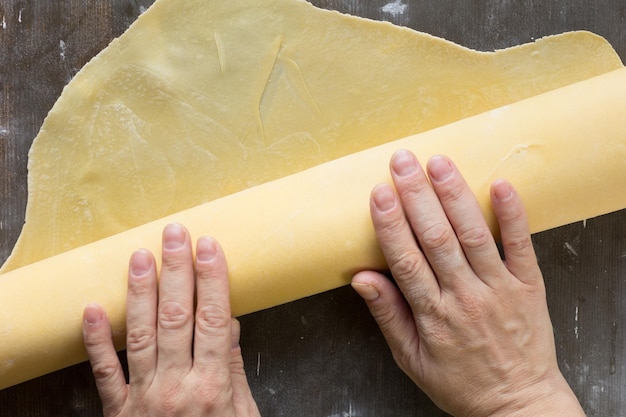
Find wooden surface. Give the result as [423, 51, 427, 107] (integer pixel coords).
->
[1, 0, 625, 415]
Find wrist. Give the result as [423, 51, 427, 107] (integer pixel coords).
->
[486, 371, 585, 417]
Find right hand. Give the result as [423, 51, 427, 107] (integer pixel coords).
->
[352, 150, 585, 416]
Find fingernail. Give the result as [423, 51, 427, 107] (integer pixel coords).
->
[163, 223, 186, 250]
[391, 150, 418, 177]
[130, 249, 152, 276]
[196, 236, 217, 262]
[351, 282, 380, 301]
[372, 184, 396, 212]
[492, 180, 513, 201]
[84, 304, 103, 326]
[428, 155, 453, 182]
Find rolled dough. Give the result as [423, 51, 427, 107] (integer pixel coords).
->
[1, 0, 622, 272]
[1, 67, 625, 390]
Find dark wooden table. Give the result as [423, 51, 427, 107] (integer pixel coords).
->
[1, 1, 625, 416]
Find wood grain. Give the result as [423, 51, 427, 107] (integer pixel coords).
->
[0, 1, 624, 415]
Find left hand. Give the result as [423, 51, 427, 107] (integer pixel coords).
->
[82, 223, 260, 417]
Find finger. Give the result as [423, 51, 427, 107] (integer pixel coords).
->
[230, 319, 261, 416]
[157, 223, 195, 374]
[83, 304, 127, 417]
[426, 156, 504, 283]
[390, 150, 472, 287]
[192, 236, 232, 379]
[369, 182, 440, 311]
[229, 319, 245, 378]
[125, 249, 158, 386]
[351, 271, 421, 379]
[490, 180, 541, 284]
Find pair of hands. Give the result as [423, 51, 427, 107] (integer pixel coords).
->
[82, 150, 583, 416]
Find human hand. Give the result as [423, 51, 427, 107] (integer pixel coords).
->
[352, 150, 585, 416]
[82, 223, 260, 417]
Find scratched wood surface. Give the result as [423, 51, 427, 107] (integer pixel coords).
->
[0, 1, 625, 416]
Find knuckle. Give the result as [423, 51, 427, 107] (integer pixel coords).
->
[195, 266, 214, 282]
[128, 277, 153, 297]
[371, 305, 400, 332]
[420, 222, 454, 252]
[412, 292, 442, 316]
[506, 234, 534, 255]
[158, 300, 192, 330]
[398, 178, 431, 200]
[438, 181, 465, 204]
[83, 332, 105, 349]
[195, 379, 233, 411]
[158, 387, 184, 416]
[455, 292, 487, 322]
[161, 253, 189, 273]
[376, 209, 407, 237]
[90, 359, 119, 383]
[457, 226, 492, 250]
[210, 370, 232, 393]
[389, 251, 423, 283]
[126, 326, 156, 352]
[499, 202, 525, 223]
[196, 304, 231, 334]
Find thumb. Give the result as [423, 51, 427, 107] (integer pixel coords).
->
[351, 271, 421, 375]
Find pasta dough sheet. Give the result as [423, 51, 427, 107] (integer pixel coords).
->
[1, 68, 625, 390]
[1, 0, 622, 272]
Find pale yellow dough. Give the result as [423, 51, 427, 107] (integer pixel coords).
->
[1, 68, 626, 390]
[1, 0, 622, 272]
